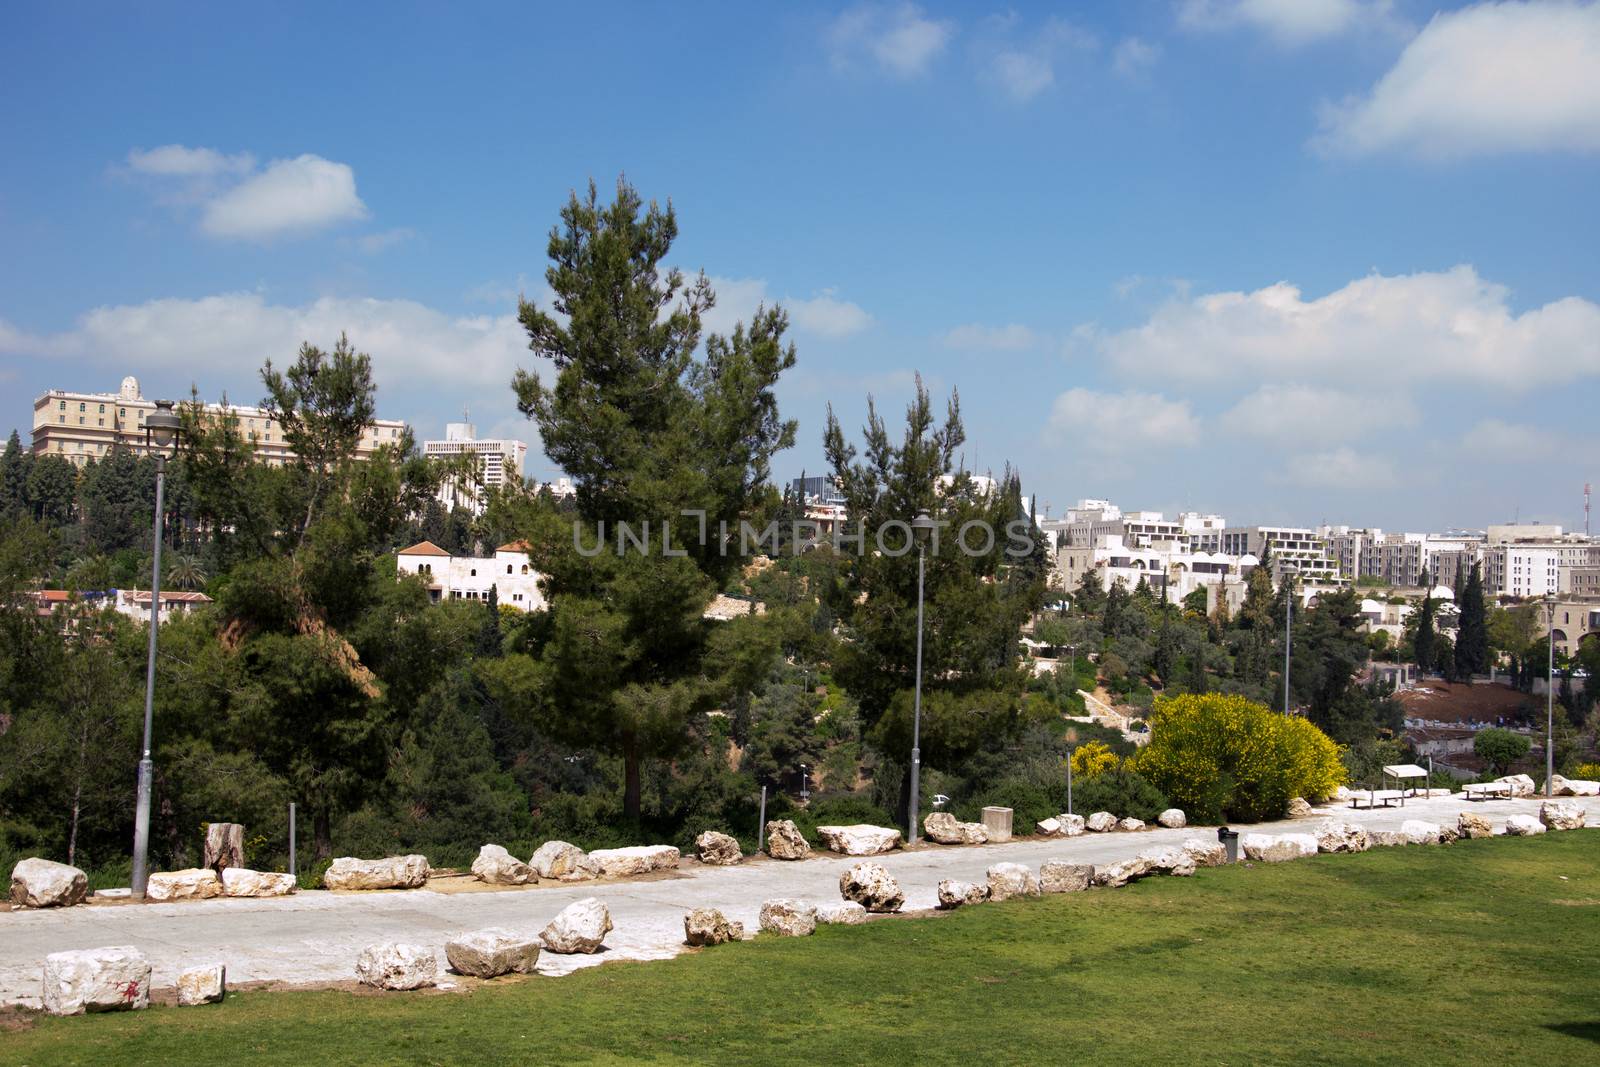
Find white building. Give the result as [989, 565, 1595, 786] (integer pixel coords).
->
[423, 421, 528, 514]
[1219, 526, 1344, 585]
[396, 540, 546, 611]
[1181, 513, 1227, 553]
[1483, 527, 1599, 598]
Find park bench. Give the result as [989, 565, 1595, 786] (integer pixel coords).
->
[1347, 789, 1405, 809]
[1462, 782, 1513, 801]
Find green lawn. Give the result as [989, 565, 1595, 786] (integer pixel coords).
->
[7, 834, 1600, 1066]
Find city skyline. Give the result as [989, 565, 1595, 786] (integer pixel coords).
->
[3, 1, 1597, 530]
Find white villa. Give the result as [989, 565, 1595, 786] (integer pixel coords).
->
[396, 540, 547, 611]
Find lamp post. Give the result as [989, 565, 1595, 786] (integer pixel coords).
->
[131, 399, 182, 900]
[1282, 565, 1297, 715]
[908, 508, 936, 844]
[1543, 594, 1557, 798]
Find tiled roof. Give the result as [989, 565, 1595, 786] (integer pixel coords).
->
[398, 540, 451, 557]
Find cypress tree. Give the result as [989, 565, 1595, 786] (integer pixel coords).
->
[1454, 562, 1489, 676]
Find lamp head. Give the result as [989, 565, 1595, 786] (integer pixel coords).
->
[145, 399, 182, 451]
[912, 509, 935, 543]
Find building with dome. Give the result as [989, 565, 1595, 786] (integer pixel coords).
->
[30, 377, 407, 467]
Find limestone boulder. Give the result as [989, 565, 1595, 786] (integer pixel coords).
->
[816, 824, 903, 856]
[1496, 774, 1537, 798]
[1242, 833, 1317, 863]
[540, 897, 614, 954]
[1333, 785, 1353, 801]
[445, 928, 541, 977]
[220, 868, 297, 897]
[1438, 824, 1460, 844]
[758, 898, 817, 937]
[936, 879, 990, 908]
[817, 902, 869, 925]
[325, 855, 428, 891]
[1039, 861, 1094, 893]
[587, 845, 680, 878]
[695, 831, 743, 866]
[924, 811, 989, 844]
[1400, 820, 1443, 845]
[1370, 830, 1408, 847]
[1539, 800, 1586, 831]
[683, 908, 744, 945]
[838, 862, 904, 913]
[1141, 847, 1197, 877]
[1548, 775, 1600, 796]
[355, 943, 437, 990]
[9, 857, 88, 909]
[1117, 817, 1146, 832]
[1182, 838, 1228, 867]
[1314, 821, 1371, 854]
[176, 964, 226, 1006]
[1093, 856, 1154, 888]
[1504, 814, 1546, 836]
[1157, 808, 1187, 829]
[471, 844, 534, 886]
[765, 820, 812, 860]
[1458, 812, 1493, 839]
[986, 862, 1041, 901]
[146, 868, 222, 902]
[1085, 811, 1117, 833]
[1058, 813, 1086, 837]
[1035, 817, 1062, 837]
[42, 946, 151, 1015]
[1287, 797, 1314, 818]
[529, 841, 599, 882]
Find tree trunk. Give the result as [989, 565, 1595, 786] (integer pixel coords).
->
[203, 822, 246, 874]
[67, 725, 88, 867]
[623, 738, 642, 821]
[314, 807, 332, 860]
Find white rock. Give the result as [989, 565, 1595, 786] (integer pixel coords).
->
[838, 862, 904, 912]
[220, 868, 297, 897]
[1093, 857, 1155, 888]
[765, 820, 812, 860]
[1287, 797, 1314, 818]
[325, 855, 429, 891]
[758, 898, 817, 936]
[355, 942, 437, 990]
[1141, 847, 1197, 877]
[1457, 812, 1493, 839]
[146, 868, 222, 901]
[1333, 785, 1353, 801]
[1058, 813, 1086, 837]
[1539, 801, 1586, 831]
[444, 928, 541, 977]
[1496, 774, 1537, 798]
[471, 844, 534, 885]
[1035, 817, 1062, 837]
[1314, 821, 1371, 854]
[1085, 811, 1117, 832]
[923, 812, 969, 844]
[684, 908, 744, 945]
[695, 831, 743, 866]
[1370, 830, 1408, 847]
[986, 862, 1040, 901]
[529, 841, 599, 881]
[1039, 861, 1094, 893]
[9, 857, 88, 908]
[42, 946, 151, 1015]
[1117, 817, 1146, 832]
[816, 901, 869, 925]
[176, 964, 226, 1006]
[1242, 833, 1317, 863]
[936, 879, 990, 908]
[1157, 808, 1187, 829]
[1182, 838, 1228, 867]
[1504, 814, 1546, 836]
[540, 897, 614, 954]
[587, 845, 680, 877]
[1400, 820, 1443, 845]
[816, 824, 903, 856]
[1548, 775, 1600, 797]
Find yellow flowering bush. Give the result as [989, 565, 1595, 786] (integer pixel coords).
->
[1070, 740, 1120, 779]
[1133, 693, 1346, 823]
[1574, 762, 1600, 782]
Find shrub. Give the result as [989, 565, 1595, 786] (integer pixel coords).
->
[957, 778, 1057, 832]
[1070, 741, 1119, 779]
[1133, 693, 1347, 823]
[1069, 768, 1169, 822]
[1473, 728, 1530, 776]
[1574, 762, 1600, 781]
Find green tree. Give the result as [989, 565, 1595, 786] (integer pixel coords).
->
[1, 430, 34, 515]
[1454, 563, 1489, 676]
[1412, 588, 1437, 673]
[79, 447, 154, 554]
[1473, 727, 1530, 776]
[26, 454, 77, 526]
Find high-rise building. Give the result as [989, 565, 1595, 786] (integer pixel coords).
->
[32, 377, 407, 467]
[423, 421, 528, 514]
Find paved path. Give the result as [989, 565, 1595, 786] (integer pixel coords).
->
[3, 793, 1595, 1008]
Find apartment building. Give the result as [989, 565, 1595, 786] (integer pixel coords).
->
[1181, 513, 1227, 553]
[422, 421, 529, 515]
[395, 540, 546, 611]
[1359, 533, 1483, 588]
[32, 377, 407, 467]
[1218, 526, 1343, 584]
[1319, 526, 1382, 579]
[1483, 529, 1600, 598]
[1535, 600, 1600, 659]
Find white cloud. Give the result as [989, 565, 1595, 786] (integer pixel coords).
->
[1045, 388, 1200, 453]
[1178, 0, 1396, 45]
[201, 155, 368, 239]
[346, 227, 416, 254]
[1459, 417, 1565, 459]
[1270, 446, 1400, 490]
[0, 291, 531, 392]
[702, 276, 870, 340]
[127, 144, 255, 177]
[943, 323, 1039, 350]
[1314, 1, 1600, 158]
[1222, 384, 1418, 445]
[992, 51, 1055, 100]
[1112, 37, 1161, 79]
[828, 3, 953, 78]
[1092, 265, 1600, 390]
[789, 291, 873, 338]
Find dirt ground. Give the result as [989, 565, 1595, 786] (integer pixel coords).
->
[1398, 681, 1538, 724]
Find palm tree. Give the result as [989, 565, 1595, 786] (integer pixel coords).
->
[165, 553, 207, 592]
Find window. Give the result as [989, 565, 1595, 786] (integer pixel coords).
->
[98, 404, 105, 413]
[506, 565, 513, 574]
[98, 418, 104, 427]
[79, 402, 85, 411]
[58, 400, 65, 410]
[78, 416, 84, 425]
[120, 408, 125, 417]
[58, 415, 65, 424]
[470, 568, 477, 576]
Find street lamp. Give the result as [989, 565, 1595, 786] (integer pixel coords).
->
[908, 508, 936, 844]
[131, 399, 182, 900]
[1542, 593, 1557, 798]
[1282, 564, 1298, 715]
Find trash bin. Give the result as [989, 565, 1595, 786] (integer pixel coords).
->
[1217, 826, 1240, 863]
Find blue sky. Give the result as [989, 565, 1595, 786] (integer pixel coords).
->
[3, 1, 1598, 531]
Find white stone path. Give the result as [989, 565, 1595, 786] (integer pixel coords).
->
[3, 793, 1595, 1008]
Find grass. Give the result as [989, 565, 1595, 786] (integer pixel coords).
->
[6, 833, 1600, 1065]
